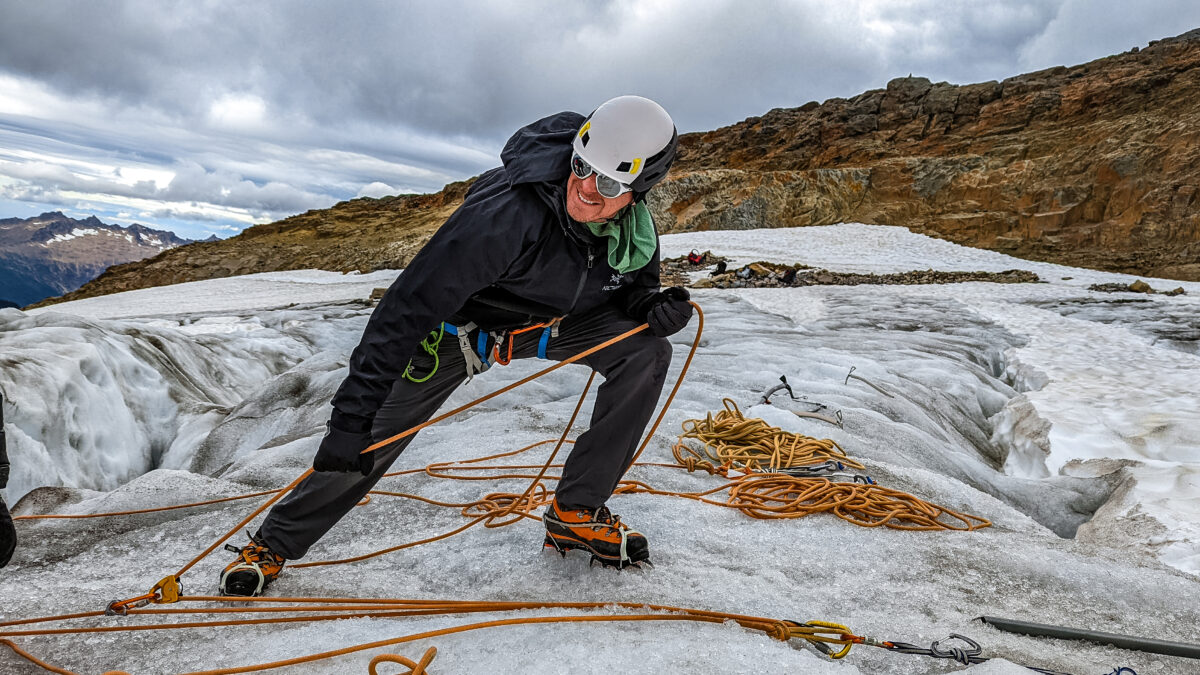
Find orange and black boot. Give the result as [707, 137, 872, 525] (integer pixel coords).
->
[219, 533, 286, 596]
[543, 500, 650, 569]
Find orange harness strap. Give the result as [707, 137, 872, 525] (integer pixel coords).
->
[492, 318, 561, 366]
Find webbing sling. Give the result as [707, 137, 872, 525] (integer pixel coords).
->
[442, 323, 488, 382]
[537, 320, 561, 359]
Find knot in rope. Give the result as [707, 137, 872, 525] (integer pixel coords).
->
[462, 486, 552, 528]
[369, 647, 438, 675]
[764, 620, 794, 642]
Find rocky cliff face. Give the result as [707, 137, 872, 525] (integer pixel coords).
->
[662, 29, 1200, 280]
[1, 212, 192, 307]
[34, 30, 1200, 306]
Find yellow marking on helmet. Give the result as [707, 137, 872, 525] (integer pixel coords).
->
[630, 158, 642, 174]
[578, 121, 591, 138]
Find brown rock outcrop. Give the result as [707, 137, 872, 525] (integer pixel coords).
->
[661, 30, 1200, 280]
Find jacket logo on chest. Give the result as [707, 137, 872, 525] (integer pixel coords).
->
[602, 273, 625, 292]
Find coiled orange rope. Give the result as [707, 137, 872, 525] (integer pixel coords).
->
[670, 399, 990, 531]
[673, 398, 863, 474]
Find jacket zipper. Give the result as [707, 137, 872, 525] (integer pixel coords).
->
[568, 246, 594, 314]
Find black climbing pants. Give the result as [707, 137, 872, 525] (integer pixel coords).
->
[257, 303, 672, 560]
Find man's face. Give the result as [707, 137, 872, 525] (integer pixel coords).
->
[565, 172, 634, 223]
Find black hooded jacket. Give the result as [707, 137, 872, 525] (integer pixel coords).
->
[330, 111, 662, 430]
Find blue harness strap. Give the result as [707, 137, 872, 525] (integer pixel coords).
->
[477, 332, 490, 366]
[537, 326, 553, 359]
[441, 322, 490, 365]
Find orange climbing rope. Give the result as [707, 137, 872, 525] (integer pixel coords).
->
[670, 399, 990, 531]
[11, 489, 282, 521]
[369, 648, 436, 675]
[2, 595, 861, 673]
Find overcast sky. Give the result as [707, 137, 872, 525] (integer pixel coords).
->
[1, 0, 1198, 240]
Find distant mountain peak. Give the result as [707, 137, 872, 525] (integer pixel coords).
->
[0, 213, 194, 307]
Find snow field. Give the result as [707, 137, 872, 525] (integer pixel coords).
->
[1, 223, 1198, 673]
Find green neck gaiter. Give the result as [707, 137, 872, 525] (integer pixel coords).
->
[584, 202, 657, 274]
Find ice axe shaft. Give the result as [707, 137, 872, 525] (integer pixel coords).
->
[0, 392, 13, 569]
[0, 391, 8, 489]
[979, 615, 1200, 659]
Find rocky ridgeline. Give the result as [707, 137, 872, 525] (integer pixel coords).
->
[659, 29, 1200, 281]
[2, 212, 191, 307]
[31, 182, 473, 308]
[33, 30, 1200, 307]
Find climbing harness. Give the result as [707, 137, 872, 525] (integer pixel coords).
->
[444, 322, 489, 382]
[407, 318, 565, 384]
[491, 318, 562, 366]
[535, 320, 560, 360]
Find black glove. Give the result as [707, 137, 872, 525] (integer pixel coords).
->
[313, 421, 374, 476]
[646, 286, 693, 337]
[0, 498, 14, 568]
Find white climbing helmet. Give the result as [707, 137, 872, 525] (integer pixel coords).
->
[572, 95, 678, 195]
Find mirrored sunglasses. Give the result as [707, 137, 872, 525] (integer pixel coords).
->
[570, 153, 632, 199]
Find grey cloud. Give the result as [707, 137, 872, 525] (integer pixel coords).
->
[0, 183, 66, 206]
[1018, 0, 1200, 69]
[2, 0, 1199, 236]
[156, 162, 322, 212]
[145, 207, 230, 224]
[4, 0, 1197, 141]
[0, 154, 331, 217]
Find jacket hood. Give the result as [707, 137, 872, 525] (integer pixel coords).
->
[500, 111, 585, 186]
[500, 110, 601, 247]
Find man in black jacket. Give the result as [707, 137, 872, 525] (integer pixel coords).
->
[221, 96, 692, 596]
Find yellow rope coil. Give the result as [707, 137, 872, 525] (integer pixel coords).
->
[673, 399, 863, 475]
[673, 401, 991, 531]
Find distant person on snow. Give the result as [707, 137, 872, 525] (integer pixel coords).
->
[220, 96, 691, 596]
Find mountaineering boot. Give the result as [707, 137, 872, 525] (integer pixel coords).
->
[219, 532, 286, 596]
[542, 500, 650, 569]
